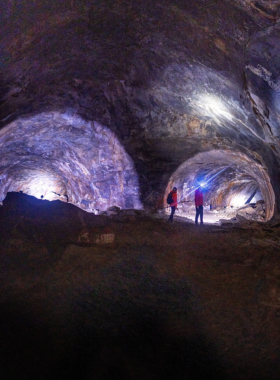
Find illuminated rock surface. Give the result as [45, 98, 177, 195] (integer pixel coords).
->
[0, 112, 142, 211]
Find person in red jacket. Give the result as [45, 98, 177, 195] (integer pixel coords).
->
[168, 187, 178, 223]
[195, 186, 203, 225]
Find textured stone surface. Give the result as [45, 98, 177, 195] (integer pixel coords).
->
[0, 0, 280, 219]
[0, 112, 142, 211]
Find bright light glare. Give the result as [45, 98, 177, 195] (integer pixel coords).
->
[199, 95, 232, 121]
[230, 194, 247, 208]
[25, 174, 61, 201]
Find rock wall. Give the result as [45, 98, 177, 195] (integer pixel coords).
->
[0, 0, 280, 219]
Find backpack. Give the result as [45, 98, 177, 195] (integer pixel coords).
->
[167, 192, 173, 205]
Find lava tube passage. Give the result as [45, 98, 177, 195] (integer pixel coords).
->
[165, 150, 275, 224]
[0, 112, 142, 212]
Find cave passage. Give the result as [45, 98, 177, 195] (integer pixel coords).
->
[166, 150, 275, 223]
[0, 112, 143, 212]
[0, 111, 275, 224]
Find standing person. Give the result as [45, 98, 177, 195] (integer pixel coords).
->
[168, 187, 178, 223]
[195, 186, 203, 225]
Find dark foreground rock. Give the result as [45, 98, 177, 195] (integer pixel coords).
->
[1, 194, 280, 379]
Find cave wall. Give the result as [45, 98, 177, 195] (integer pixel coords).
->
[0, 0, 280, 218]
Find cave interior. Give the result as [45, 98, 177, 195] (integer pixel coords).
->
[1, 0, 280, 223]
[1, 0, 280, 379]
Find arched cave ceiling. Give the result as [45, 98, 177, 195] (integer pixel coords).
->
[0, 0, 280, 219]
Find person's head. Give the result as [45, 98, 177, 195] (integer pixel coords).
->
[173, 187, 177, 192]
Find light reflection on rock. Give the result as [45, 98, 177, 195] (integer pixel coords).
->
[0, 112, 142, 212]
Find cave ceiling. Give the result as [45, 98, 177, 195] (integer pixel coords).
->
[0, 0, 280, 219]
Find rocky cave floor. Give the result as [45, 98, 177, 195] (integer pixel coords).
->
[1, 194, 280, 380]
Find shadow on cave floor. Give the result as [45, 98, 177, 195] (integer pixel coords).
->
[1, 193, 280, 379]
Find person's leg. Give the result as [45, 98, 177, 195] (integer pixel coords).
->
[195, 207, 199, 224]
[200, 205, 203, 224]
[168, 206, 175, 222]
[171, 206, 175, 221]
